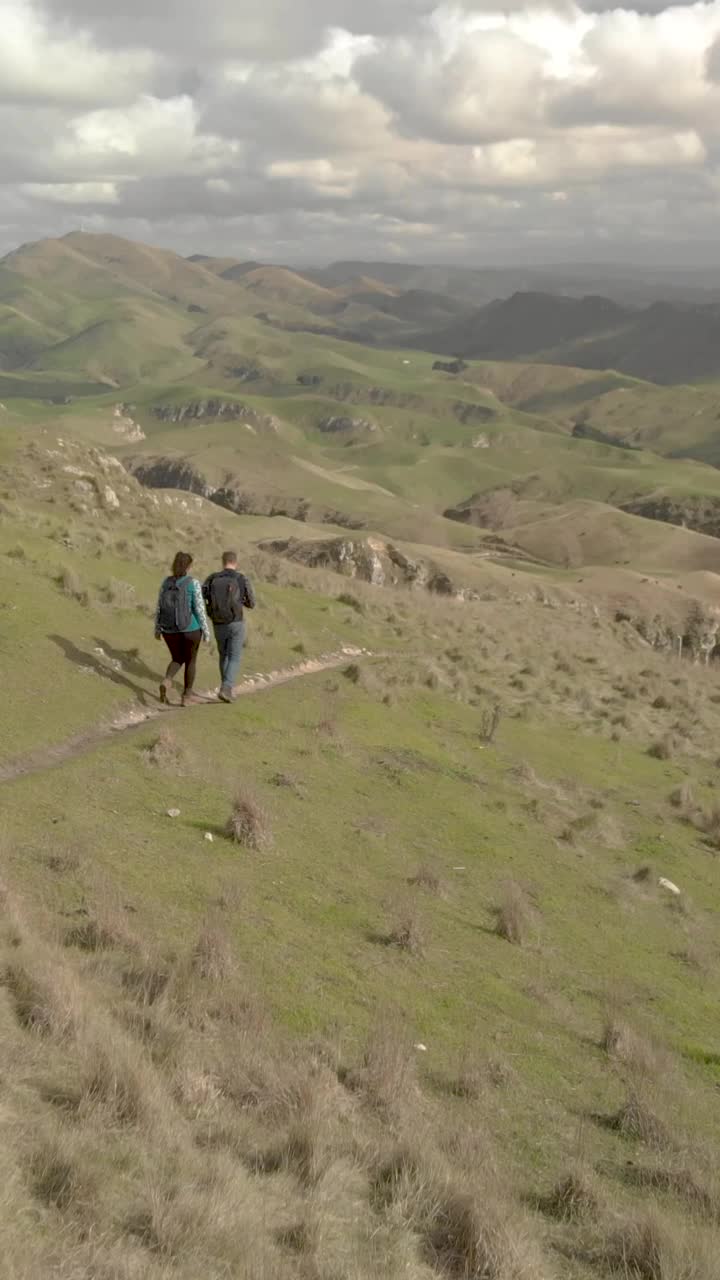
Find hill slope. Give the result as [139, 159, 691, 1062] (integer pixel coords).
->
[420, 291, 720, 384]
[3, 427, 720, 1276]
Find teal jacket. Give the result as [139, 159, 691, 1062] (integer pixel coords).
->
[154, 576, 211, 643]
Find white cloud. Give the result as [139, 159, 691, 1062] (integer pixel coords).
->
[0, 0, 156, 105]
[0, 0, 719, 262]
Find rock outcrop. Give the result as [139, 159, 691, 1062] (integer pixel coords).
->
[149, 401, 280, 432]
[620, 494, 720, 540]
[317, 415, 379, 436]
[327, 384, 496, 424]
[258, 534, 479, 599]
[113, 404, 145, 443]
[127, 457, 366, 529]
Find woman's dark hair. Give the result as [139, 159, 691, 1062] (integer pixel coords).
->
[171, 551, 193, 578]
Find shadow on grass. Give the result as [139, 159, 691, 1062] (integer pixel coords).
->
[49, 634, 153, 703]
[92, 637, 158, 683]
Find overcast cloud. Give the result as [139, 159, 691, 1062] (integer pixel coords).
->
[2, 0, 720, 263]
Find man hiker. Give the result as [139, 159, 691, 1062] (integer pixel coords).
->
[202, 551, 256, 703]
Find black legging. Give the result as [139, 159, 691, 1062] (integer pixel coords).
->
[162, 630, 202, 693]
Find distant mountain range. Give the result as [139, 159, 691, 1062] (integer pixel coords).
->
[415, 291, 720, 384]
[2, 232, 720, 387]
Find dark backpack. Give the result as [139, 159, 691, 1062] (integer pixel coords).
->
[158, 576, 193, 633]
[205, 571, 243, 625]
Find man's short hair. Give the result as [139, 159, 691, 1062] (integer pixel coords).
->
[222, 550, 238, 566]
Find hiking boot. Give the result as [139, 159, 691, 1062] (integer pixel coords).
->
[218, 685, 234, 703]
[159, 680, 170, 704]
[181, 691, 203, 707]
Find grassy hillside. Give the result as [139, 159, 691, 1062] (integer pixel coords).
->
[4, 422, 720, 1276]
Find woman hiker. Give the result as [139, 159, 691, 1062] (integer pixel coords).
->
[154, 550, 211, 706]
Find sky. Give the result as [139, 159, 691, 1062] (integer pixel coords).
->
[2, 0, 720, 264]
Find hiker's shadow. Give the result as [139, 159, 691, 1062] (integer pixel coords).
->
[49, 635, 154, 704]
[92, 637, 157, 683]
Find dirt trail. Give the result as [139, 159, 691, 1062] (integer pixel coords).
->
[0, 646, 371, 786]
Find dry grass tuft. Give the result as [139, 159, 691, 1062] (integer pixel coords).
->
[537, 1163, 602, 1222]
[385, 900, 426, 956]
[408, 864, 447, 897]
[669, 781, 695, 814]
[479, 702, 502, 745]
[79, 1032, 164, 1128]
[423, 1183, 547, 1280]
[225, 788, 272, 851]
[648, 734, 677, 761]
[621, 1156, 720, 1220]
[601, 1017, 671, 1079]
[348, 1013, 418, 1116]
[29, 1136, 90, 1213]
[598, 1207, 716, 1279]
[494, 882, 534, 946]
[192, 924, 234, 982]
[143, 728, 188, 771]
[605, 1090, 671, 1149]
[4, 952, 85, 1039]
[57, 566, 89, 606]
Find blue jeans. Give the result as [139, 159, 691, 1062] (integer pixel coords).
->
[213, 620, 245, 690]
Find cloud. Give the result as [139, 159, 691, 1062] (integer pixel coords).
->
[0, 0, 719, 263]
[1, 0, 156, 105]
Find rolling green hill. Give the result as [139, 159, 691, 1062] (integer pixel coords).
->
[5, 233, 720, 1277]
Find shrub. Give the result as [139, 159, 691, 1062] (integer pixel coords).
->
[225, 788, 272, 851]
[648, 735, 676, 761]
